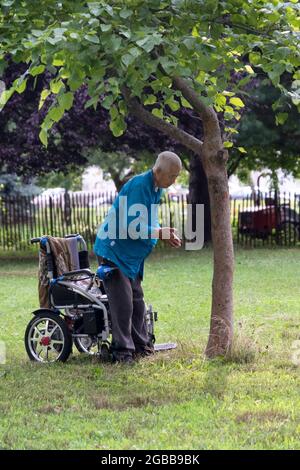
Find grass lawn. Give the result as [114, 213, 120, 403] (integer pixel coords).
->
[0, 247, 299, 450]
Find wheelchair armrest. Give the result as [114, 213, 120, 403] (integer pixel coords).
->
[61, 269, 93, 278]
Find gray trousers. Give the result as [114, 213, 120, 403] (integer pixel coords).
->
[97, 257, 150, 357]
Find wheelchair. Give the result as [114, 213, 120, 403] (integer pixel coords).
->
[24, 234, 157, 363]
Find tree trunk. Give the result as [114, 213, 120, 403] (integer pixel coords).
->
[189, 154, 211, 244]
[109, 168, 135, 192]
[201, 115, 234, 358]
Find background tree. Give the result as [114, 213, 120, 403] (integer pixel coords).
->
[1, 0, 299, 357]
[1, 60, 193, 188]
[2, 63, 299, 237]
[228, 79, 300, 179]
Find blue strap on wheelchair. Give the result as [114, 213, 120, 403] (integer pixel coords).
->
[96, 264, 118, 281]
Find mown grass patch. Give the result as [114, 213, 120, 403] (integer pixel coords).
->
[0, 248, 299, 449]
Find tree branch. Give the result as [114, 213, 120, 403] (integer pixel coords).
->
[172, 77, 224, 157]
[227, 152, 245, 177]
[172, 76, 212, 122]
[122, 86, 203, 156]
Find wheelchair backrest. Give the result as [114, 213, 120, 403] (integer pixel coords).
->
[37, 234, 90, 279]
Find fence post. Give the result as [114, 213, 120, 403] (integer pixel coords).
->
[49, 196, 54, 235]
[64, 189, 72, 231]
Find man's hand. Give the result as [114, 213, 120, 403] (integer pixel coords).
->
[159, 227, 182, 248]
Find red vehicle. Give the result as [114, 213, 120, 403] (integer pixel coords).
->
[238, 196, 300, 242]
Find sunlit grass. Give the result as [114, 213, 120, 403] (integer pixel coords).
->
[0, 247, 299, 449]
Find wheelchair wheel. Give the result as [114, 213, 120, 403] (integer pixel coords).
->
[74, 336, 98, 355]
[24, 312, 72, 363]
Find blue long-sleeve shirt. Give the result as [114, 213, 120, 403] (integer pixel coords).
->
[93, 169, 163, 280]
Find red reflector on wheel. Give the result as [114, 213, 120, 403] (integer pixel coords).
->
[40, 337, 51, 346]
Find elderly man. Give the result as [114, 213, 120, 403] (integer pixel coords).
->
[93, 151, 182, 364]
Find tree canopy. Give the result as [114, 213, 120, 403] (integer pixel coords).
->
[1, 0, 299, 148]
[1, 0, 299, 357]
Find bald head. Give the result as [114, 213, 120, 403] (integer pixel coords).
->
[153, 151, 182, 173]
[153, 151, 182, 188]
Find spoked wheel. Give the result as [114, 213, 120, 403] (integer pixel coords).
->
[25, 312, 72, 363]
[74, 336, 98, 355]
[73, 317, 99, 355]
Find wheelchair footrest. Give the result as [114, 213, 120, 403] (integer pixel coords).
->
[154, 342, 177, 351]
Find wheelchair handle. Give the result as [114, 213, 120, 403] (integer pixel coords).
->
[64, 234, 80, 238]
[31, 237, 41, 244]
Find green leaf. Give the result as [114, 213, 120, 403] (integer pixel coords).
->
[15, 77, 28, 94]
[84, 34, 100, 44]
[70, 32, 80, 40]
[224, 105, 234, 114]
[128, 47, 141, 58]
[53, 28, 67, 37]
[84, 95, 99, 110]
[119, 9, 132, 19]
[87, 2, 103, 16]
[38, 89, 51, 110]
[237, 147, 247, 153]
[195, 71, 206, 84]
[165, 97, 180, 111]
[116, 100, 126, 116]
[109, 115, 126, 137]
[2, 1, 15, 6]
[215, 94, 226, 107]
[223, 141, 233, 148]
[151, 108, 164, 119]
[39, 129, 48, 147]
[225, 127, 238, 134]
[293, 70, 300, 80]
[46, 37, 62, 46]
[229, 97, 244, 108]
[143, 94, 157, 105]
[249, 52, 261, 66]
[110, 36, 122, 52]
[121, 54, 135, 67]
[159, 56, 176, 73]
[100, 24, 112, 32]
[245, 65, 255, 75]
[88, 18, 100, 27]
[52, 58, 65, 66]
[12, 72, 28, 92]
[0, 88, 14, 108]
[275, 113, 288, 126]
[180, 97, 193, 109]
[182, 37, 195, 50]
[223, 91, 234, 97]
[102, 94, 114, 110]
[30, 65, 45, 77]
[68, 79, 82, 92]
[31, 29, 43, 37]
[50, 79, 64, 94]
[109, 105, 119, 120]
[136, 34, 162, 53]
[48, 106, 65, 122]
[58, 92, 74, 111]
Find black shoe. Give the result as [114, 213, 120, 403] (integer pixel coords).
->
[134, 346, 155, 359]
[112, 353, 135, 365]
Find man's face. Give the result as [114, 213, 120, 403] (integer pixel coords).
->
[156, 165, 181, 188]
